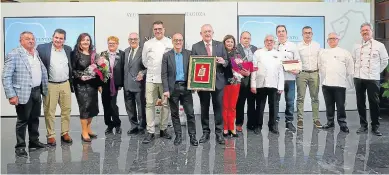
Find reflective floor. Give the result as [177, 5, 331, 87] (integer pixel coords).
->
[1, 111, 389, 174]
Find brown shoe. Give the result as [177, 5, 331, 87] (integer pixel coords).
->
[314, 120, 322, 128]
[297, 120, 303, 129]
[61, 133, 73, 143]
[47, 137, 56, 146]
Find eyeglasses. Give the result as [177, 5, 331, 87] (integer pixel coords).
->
[327, 38, 338, 41]
[128, 38, 138, 41]
[153, 28, 163, 31]
[265, 40, 274, 42]
[173, 39, 184, 43]
[108, 42, 118, 45]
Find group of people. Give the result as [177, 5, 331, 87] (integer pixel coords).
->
[2, 20, 388, 158]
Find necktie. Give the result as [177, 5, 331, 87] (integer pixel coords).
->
[129, 48, 134, 62]
[206, 43, 211, 56]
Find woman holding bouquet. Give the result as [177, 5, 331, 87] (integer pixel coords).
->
[71, 33, 102, 142]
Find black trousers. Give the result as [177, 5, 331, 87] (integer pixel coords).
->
[353, 78, 380, 128]
[169, 82, 196, 136]
[235, 80, 256, 128]
[255, 87, 278, 128]
[102, 79, 121, 128]
[15, 86, 41, 149]
[124, 89, 146, 130]
[198, 88, 224, 135]
[322, 85, 347, 126]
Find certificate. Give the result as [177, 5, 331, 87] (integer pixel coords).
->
[187, 56, 217, 91]
[282, 60, 302, 71]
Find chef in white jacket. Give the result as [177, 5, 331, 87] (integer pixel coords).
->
[251, 34, 284, 135]
[318, 32, 353, 133]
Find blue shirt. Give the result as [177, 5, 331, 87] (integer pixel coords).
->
[175, 52, 184, 81]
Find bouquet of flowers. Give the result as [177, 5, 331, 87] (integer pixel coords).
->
[83, 54, 111, 83]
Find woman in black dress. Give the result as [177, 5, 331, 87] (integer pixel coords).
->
[71, 33, 102, 142]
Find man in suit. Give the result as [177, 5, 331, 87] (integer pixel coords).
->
[100, 36, 125, 135]
[2, 31, 48, 157]
[161, 33, 198, 146]
[191, 24, 228, 145]
[124, 32, 147, 135]
[36, 29, 73, 146]
[235, 31, 258, 132]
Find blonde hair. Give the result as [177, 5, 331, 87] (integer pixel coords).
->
[107, 36, 119, 44]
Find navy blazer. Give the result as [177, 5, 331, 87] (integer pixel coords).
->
[36, 42, 73, 92]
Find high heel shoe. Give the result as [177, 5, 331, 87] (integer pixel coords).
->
[88, 133, 97, 139]
[229, 130, 238, 137]
[81, 135, 91, 142]
[223, 131, 229, 137]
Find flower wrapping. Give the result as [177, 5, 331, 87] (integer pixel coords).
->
[230, 55, 258, 73]
[82, 56, 110, 83]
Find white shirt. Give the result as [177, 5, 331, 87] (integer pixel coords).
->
[128, 46, 139, 61]
[22, 47, 42, 87]
[319, 47, 354, 88]
[142, 37, 173, 83]
[297, 40, 322, 71]
[275, 40, 301, 80]
[251, 48, 284, 90]
[352, 39, 389, 80]
[49, 46, 69, 82]
[204, 40, 212, 55]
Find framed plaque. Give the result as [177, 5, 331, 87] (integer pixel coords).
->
[187, 56, 217, 91]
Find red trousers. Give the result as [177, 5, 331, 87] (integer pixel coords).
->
[222, 84, 240, 130]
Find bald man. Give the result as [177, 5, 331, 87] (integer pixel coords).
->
[124, 32, 147, 135]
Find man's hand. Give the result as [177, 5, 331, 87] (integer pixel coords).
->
[81, 76, 92, 81]
[277, 90, 283, 94]
[251, 88, 256, 94]
[163, 92, 170, 99]
[240, 69, 250, 76]
[216, 57, 225, 65]
[98, 86, 102, 93]
[9, 96, 18, 105]
[136, 72, 144, 81]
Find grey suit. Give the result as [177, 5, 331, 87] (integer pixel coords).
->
[235, 44, 258, 129]
[123, 46, 146, 130]
[161, 49, 196, 136]
[191, 40, 228, 135]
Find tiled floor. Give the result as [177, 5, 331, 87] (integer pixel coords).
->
[1, 111, 388, 174]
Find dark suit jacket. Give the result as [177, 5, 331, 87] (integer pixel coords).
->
[190, 40, 228, 90]
[236, 44, 258, 86]
[123, 46, 146, 92]
[100, 50, 125, 87]
[161, 49, 191, 94]
[36, 42, 73, 92]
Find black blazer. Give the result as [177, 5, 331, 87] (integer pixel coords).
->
[36, 42, 73, 92]
[100, 50, 125, 87]
[190, 40, 228, 90]
[161, 49, 191, 94]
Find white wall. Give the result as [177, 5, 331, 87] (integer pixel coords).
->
[0, 2, 370, 116]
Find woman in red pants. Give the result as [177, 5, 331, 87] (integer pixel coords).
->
[222, 35, 250, 137]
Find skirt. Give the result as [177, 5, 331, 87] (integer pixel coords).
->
[74, 83, 99, 119]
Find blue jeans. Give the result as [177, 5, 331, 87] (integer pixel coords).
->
[276, 80, 296, 122]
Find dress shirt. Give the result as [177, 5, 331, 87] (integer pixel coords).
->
[174, 51, 184, 81]
[204, 40, 212, 54]
[142, 37, 173, 83]
[241, 44, 254, 61]
[22, 47, 42, 87]
[275, 40, 301, 80]
[251, 48, 284, 90]
[109, 50, 119, 68]
[297, 40, 321, 71]
[49, 45, 69, 82]
[352, 39, 389, 80]
[319, 47, 354, 88]
[128, 46, 139, 61]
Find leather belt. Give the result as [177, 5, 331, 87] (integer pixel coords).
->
[301, 70, 318, 73]
[49, 80, 68, 84]
[175, 81, 186, 85]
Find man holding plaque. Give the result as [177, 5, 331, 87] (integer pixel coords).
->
[191, 24, 228, 145]
[161, 33, 198, 146]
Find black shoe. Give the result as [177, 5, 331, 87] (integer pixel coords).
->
[372, 128, 382, 136]
[215, 134, 225, 145]
[356, 127, 368, 134]
[142, 133, 155, 144]
[223, 132, 229, 137]
[322, 123, 335, 129]
[340, 126, 349, 133]
[127, 127, 139, 135]
[254, 127, 261, 135]
[28, 141, 46, 150]
[81, 135, 91, 142]
[88, 133, 97, 139]
[174, 134, 182, 146]
[189, 135, 199, 146]
[105, 127, 113, 134]
[229, 130, 238, 137]
[199, 134, 210, 143]
[285, 122, 296, 132]
[115, 127, 122, 134]
[15, 148, 28, 157]
[269, 125, 279, 134]
[160, 129, 172, 139]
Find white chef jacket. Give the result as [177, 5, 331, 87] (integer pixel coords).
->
[142, 37, 173, 83]
[319, 47, 354, 88]
[352, 39, 389, 80]
[275, 40, 301, 80]
[297, 40, 322, 71]
[251, 48, 284, 91]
